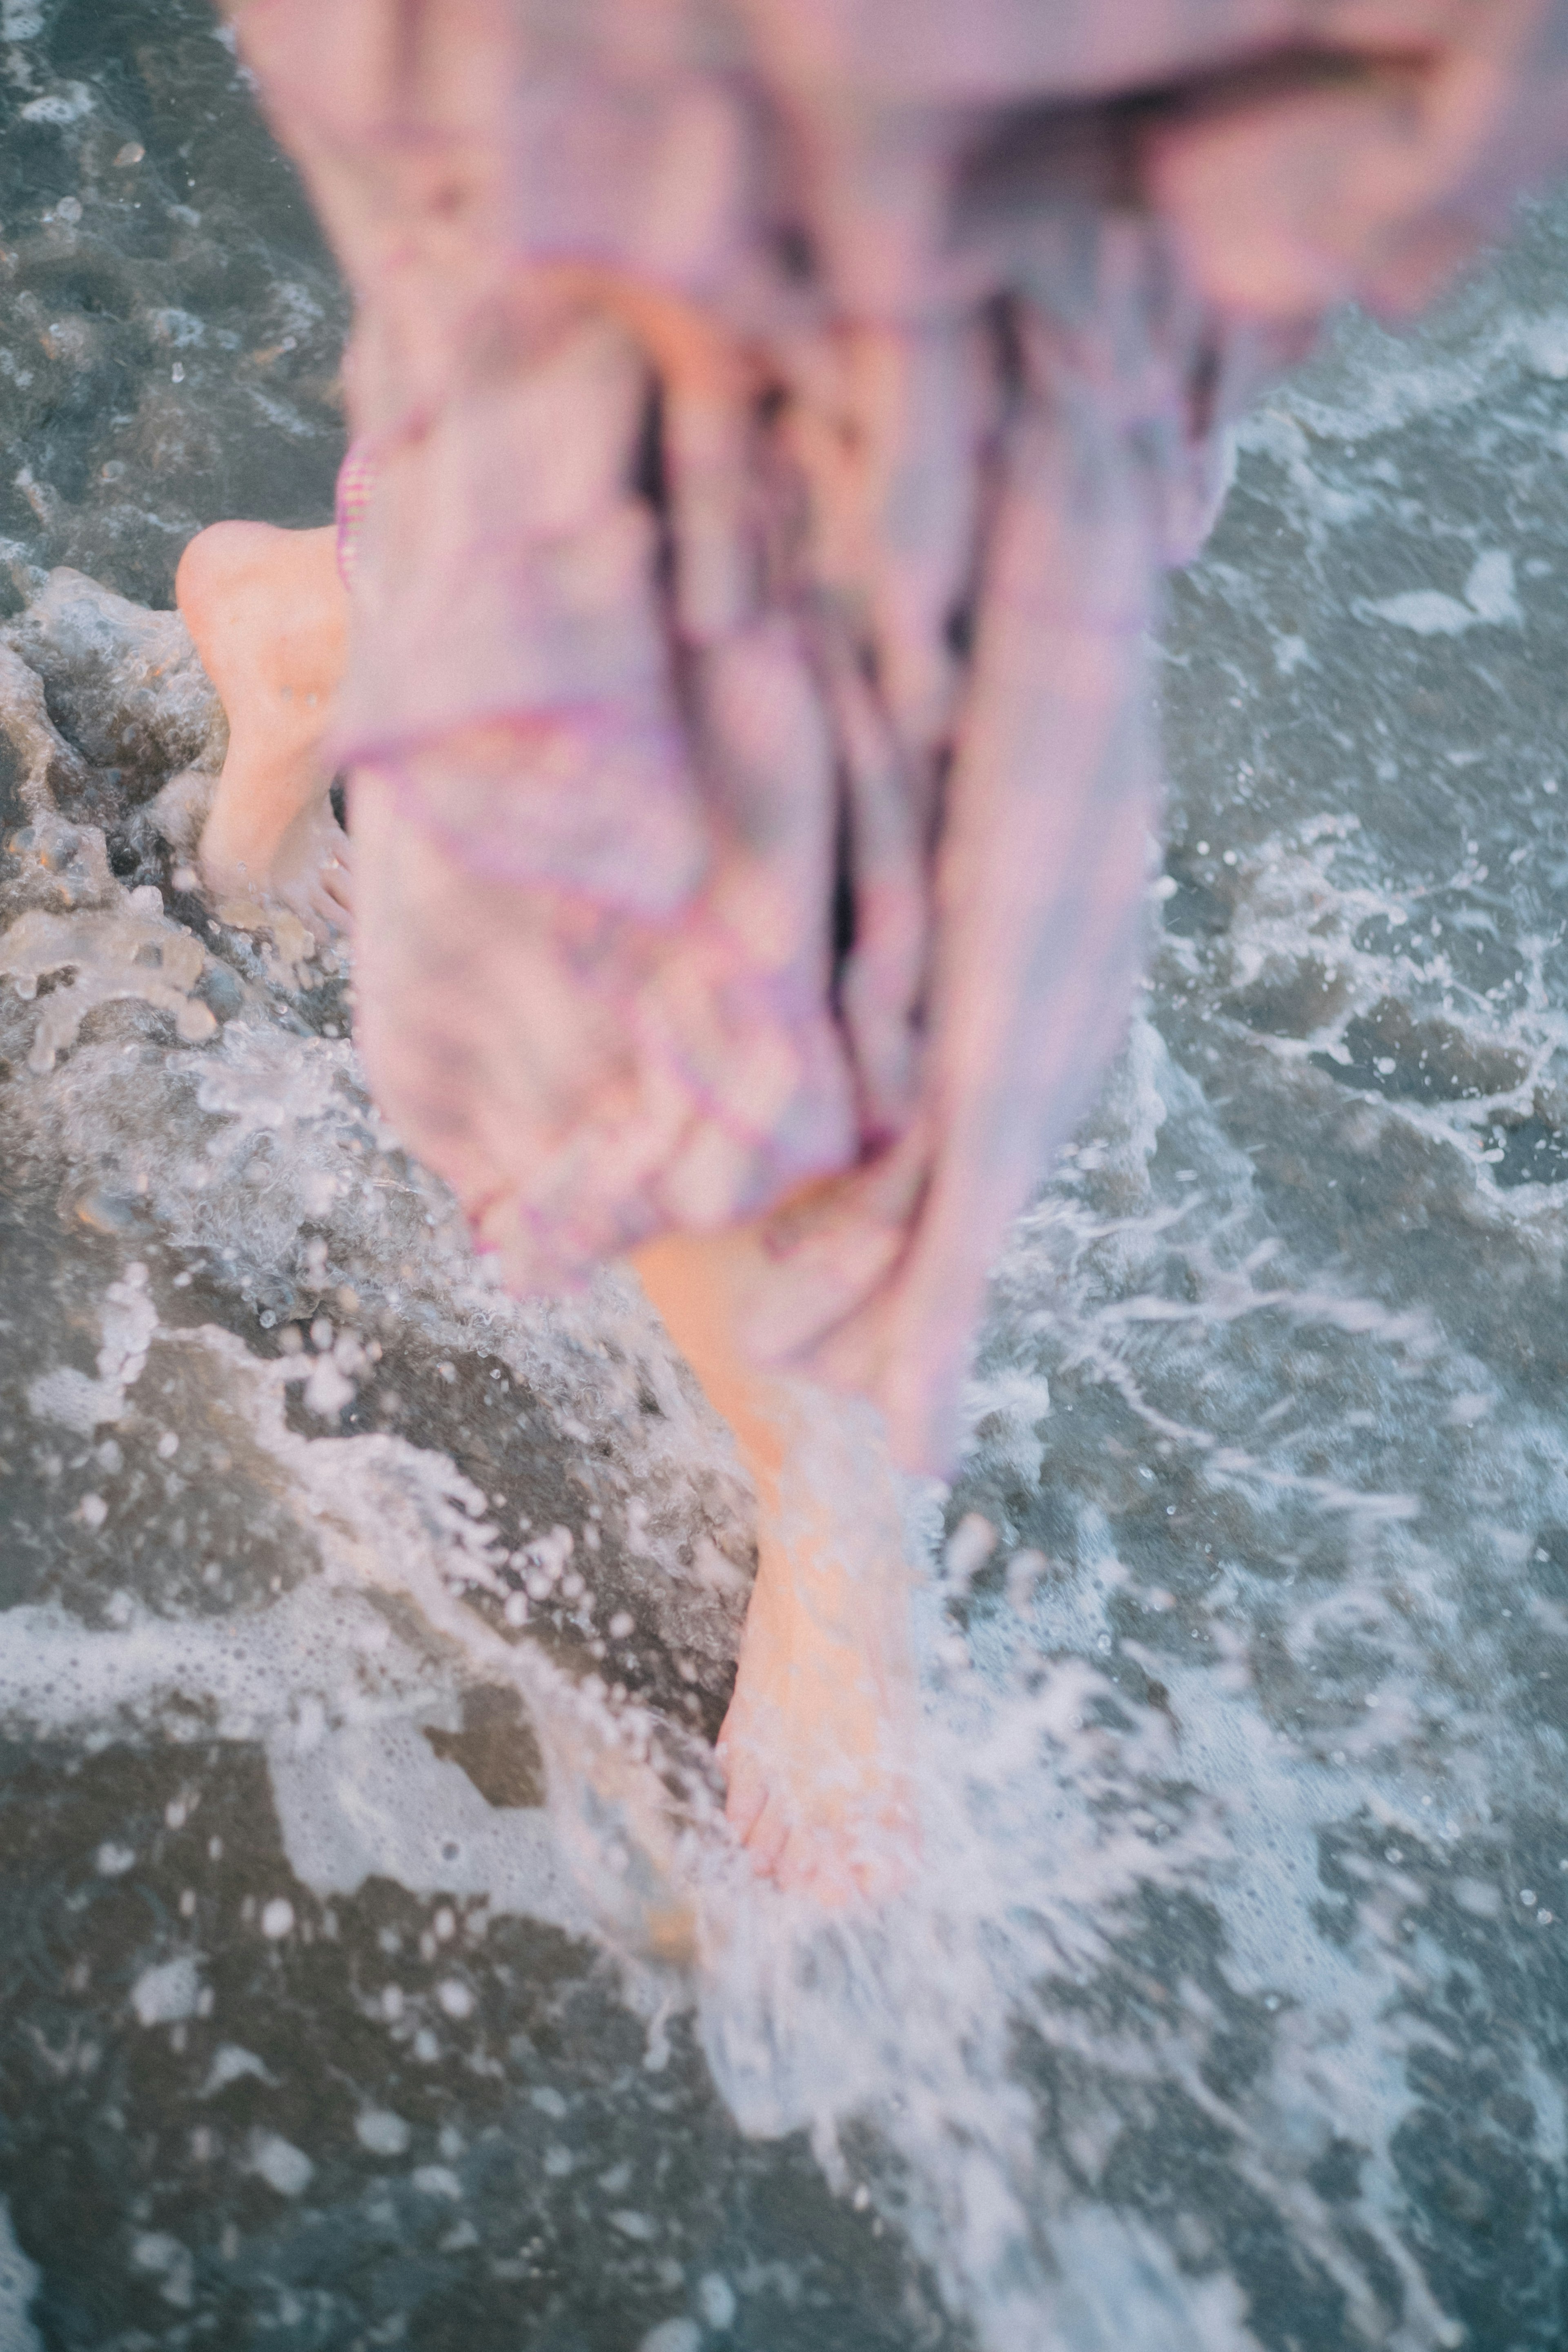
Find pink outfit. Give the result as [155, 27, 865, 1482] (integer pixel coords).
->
[333, 436, 376, 591]
[237, 0, 1568, 1470]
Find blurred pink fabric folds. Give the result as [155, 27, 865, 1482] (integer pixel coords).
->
[230, 0, 1568, 1470]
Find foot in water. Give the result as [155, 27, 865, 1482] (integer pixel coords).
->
[176, 519, 350, 941]
[635, 1229, 919, 1905]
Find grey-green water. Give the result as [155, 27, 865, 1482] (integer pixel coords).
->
[1, 5, 1566, 2348]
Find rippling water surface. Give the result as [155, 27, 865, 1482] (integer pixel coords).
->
[2, 7, 1567, 2348]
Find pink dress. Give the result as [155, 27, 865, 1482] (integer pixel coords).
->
[238, 0, 1568, 1470]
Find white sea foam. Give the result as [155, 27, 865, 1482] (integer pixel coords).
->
[6, 895, 1560, 2344]
[0, 2202, 42, 2352]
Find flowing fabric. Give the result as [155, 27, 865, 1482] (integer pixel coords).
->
[229, 0, 1568, 1469]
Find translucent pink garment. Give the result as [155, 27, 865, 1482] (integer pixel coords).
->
[231, 0, 1568, 1469]
[333, 437, 375, 590]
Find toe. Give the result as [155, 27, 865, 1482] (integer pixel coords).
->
[741, 1790, 791, 1880]
[322, 857, 353, 917]
[850, 1845, 910, 1905]
[777, 1829, 850, 1905]
[848, 1804, 918, 1904]
[294, 890, 336, 950]
[772, 1826, 816, 1898]
[718, 1744, 768, 1845]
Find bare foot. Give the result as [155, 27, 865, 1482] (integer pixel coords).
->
[635, 1229, 919, 1904]
[717, 1434, 918, 1904]
[176, 519, 350, 942]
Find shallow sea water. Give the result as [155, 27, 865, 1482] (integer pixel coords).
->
[2, 6, 1568, 2349]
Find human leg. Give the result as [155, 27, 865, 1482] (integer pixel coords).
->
[176, 519, 350, 938]
[633, 1225, 918, 1905]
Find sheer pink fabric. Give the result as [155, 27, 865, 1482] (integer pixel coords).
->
[333, 437, 375, 590]
[230, 0, 1568, 1469]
